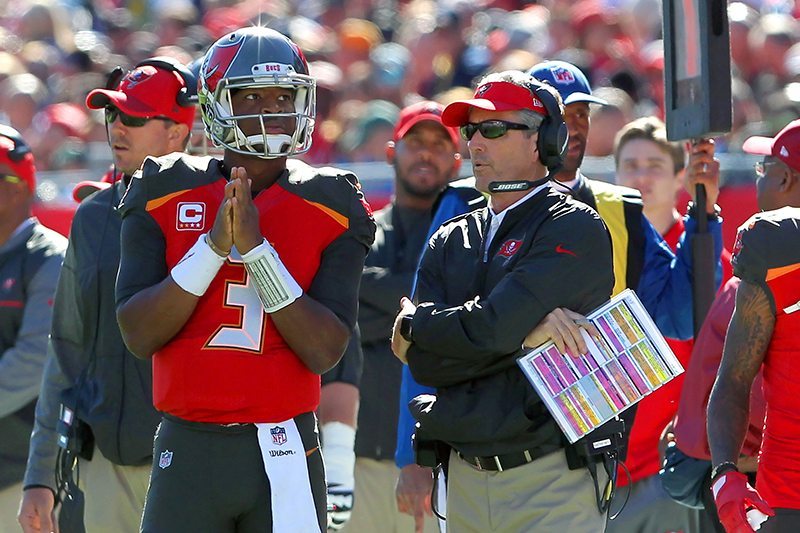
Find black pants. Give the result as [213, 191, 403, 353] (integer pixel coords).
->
[140, 413, 326, 532]
[760, 508, 800, 532]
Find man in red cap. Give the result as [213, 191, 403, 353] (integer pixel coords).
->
[18, 58, 195, 533]
[0, 125, 66, 532]
[323, 100, 461, 533]
[391, 70, 614, 531]
[708, 119, 800, 533]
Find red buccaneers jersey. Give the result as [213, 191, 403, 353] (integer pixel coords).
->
[733, 207, 800, 509]
[117, 154, 375, 424]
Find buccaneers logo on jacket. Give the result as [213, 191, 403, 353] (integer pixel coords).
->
[498, 239, 523, 258]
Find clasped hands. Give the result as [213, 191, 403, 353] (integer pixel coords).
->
[208, 167, 263, 257]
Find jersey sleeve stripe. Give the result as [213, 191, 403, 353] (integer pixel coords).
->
[766, 262, 800, 282]
[301, 199, 349, 229]
[146, 189, 193, 211]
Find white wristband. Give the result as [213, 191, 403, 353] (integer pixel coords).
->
[321, 422, 356, 489]
[241, 238, 303, 313]
[170, 233, 226, 297]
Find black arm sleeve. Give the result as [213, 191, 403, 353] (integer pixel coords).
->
[115, 172, 168, 308]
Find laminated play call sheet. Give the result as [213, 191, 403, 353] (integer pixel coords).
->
[517, 289, 684, 443]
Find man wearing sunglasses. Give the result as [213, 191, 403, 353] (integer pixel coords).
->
[0, 126, 66, 533]
[708, 119, 800, 533]
[19, 59, 194, 533]
[391, 70, 615, 531]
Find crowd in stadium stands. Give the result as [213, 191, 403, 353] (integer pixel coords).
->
[0, 0, 798, 174]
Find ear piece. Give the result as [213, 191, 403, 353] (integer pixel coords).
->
[134, 57, 198, 107]
[453, 152, 462, 173]
[530, 82, 568, 172]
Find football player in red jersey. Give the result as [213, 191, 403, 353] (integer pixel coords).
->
[708, 120, 800, 533]
[115, 27, 376, 532]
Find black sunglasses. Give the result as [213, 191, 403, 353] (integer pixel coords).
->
[460, 120, 533, 141]
[105, 106, 173, 128]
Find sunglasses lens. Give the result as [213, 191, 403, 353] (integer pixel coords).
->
[105, 107, 148, 127]
[481, 122, 506, 139]
[460, 121, 513, 140]
[460, 124, 475, 141]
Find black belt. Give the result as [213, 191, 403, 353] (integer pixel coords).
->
[457, 449, 536, 472]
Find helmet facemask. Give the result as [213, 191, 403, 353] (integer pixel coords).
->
[201, 62, 316, 159]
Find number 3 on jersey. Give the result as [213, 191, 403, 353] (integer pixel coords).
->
[207, 253, 265, 353]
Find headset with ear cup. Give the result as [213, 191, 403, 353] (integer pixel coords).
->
[104, 57, 198, 107]
[0, 124, 32, 161]
[527, 80, 568, 172]
[135, 57, 198, 107]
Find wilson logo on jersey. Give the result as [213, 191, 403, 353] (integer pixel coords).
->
[271, 426, 287, 445]
[177, 202, 206, 231]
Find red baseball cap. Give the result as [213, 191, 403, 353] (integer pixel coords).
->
[442, 81, 548, 127]
[394, 101, 459, 146]
[0, 125, 35, 192]
[743, 119, 800, 172]
[71, 167, 121, 203]
[86, 64, 194, 129]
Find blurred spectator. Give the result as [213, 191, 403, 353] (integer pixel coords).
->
[729, 2, 761, 83]
[585, 86, 635, 157]
[153, 1, 198, 47]
[31, 103, 89, 171]
[0, 125, 66, 533]
[0, 74, 48, 137]
[369, 42, 410, 103]
[338, 99, 399, 163]
[334, 18, 383, 74]
[749, 13, 800, 101]
[15, 2, 74, 54]
[0, 52, 27, 85]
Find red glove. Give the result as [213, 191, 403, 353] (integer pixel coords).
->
[712, 470, 775, 532]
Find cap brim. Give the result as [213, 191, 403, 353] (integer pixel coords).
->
[563, 92, 608, 106]
[442, 99, 523, 126]
[85, 89, 158, 117]
[396, 114, 459, 145]
[742, 136, 774, 156]
[72, 180, 111, 203]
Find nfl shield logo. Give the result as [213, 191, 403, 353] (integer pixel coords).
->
[159, 450, 173, 469]
[271, 426, 287, 446]
[551, 67, 575, 84]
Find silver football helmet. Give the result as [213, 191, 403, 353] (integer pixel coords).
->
[198, 26, 316, 159]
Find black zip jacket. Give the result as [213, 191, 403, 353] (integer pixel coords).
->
[406, 187, 614, 457]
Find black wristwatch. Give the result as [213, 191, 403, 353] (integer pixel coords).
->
[710, 461, 739, 481]
[400, 314, 414, 343]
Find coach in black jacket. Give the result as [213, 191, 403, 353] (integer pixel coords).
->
[391, 71, 614, 531]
